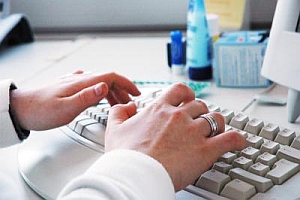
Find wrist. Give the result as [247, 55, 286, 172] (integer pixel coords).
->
[9, 85, 30, 140]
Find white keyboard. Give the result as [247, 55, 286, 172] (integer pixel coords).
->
[19, 87, 300, 200]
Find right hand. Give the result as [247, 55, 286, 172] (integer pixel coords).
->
[105, 83, 246, 191]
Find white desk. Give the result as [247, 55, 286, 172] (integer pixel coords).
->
[0, 34, 299, 200]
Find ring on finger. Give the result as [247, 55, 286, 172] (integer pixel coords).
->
[200, 113, 219, 137]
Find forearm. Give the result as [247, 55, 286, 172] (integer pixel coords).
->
[58, 149, 175, 200]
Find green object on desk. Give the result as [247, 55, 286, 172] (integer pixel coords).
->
[133, 80, 210, 97]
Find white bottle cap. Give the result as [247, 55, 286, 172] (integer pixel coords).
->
[171, 64, 184, 75]
[207, 13, 220, 37]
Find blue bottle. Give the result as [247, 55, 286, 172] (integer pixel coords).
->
[186, 0, 212, 80]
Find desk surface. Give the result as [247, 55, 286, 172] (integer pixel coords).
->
[0, 34, 299, 199]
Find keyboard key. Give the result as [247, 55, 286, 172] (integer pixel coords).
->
[74, 118, 98, 134]
[266, 159, 300, 185]
[208, 104, 221, 112]
[229, 113, 249, 130]
[229, 168, 273, 192]
[225, 124, 233, 132]
[96, 103, 111, 113]
[195, 169, 230, 194]
[248, 162, 270, 176]
[212, 162, 233, 174]
[244, 118, 264, 135]
[276, 145, 300, 164]
[68, 115, 90, 130]
[234, 128, 248, 138]
[232, 156, 253, 170]
[256, 152, 277, 168]
[94, 113, 108, 125]
[291, 135, 300, 150]
[220, 179, 256, 200]
[218, 152, 237, 164]
[85, 107, 100, 117]
[274, 128, 296, 145]
[259, 123, 280, 141]
[221, 109, 235, 124]
[240, 146, 261, 161]
[260, 140, 280, 155]
[246, 134, 264, 149]
[81, 123, 106, 146]
[185, 185, 229, 200]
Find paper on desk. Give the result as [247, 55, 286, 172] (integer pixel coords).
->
[205, 0, 246, 30]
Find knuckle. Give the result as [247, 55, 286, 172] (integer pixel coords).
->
[173, 82, 190, 92]
[196, 100, 209, 113]
[78, 90, 89, 105]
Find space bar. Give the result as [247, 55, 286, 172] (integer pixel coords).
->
[185, 185, 229, 200]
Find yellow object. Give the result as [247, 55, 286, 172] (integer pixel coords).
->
[204, 0, 246, 30]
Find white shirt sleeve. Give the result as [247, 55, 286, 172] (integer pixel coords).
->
[0, 79, 20, 148]
[58, 149, 175, 200]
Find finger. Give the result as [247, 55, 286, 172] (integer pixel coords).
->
[62, 72, 141, 98]
[107, 102, 137, 127]
[106, 91, 120, 106]
[194, 112, 225, 137]
[94, 72, 141, 97]
[159, 83, 195, 106]
[66, 82, 109, 113]
[180, 99, 209, 119]
[205, 130, 247, 162]
[110, 88, 132, 104]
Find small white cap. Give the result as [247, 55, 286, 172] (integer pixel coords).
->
[207, 13, 220, 37]
[171, 64, 184, 75]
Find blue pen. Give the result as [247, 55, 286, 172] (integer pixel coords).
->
[170, 30, 184, 75]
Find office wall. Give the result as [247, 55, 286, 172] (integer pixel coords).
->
[10, 0, 277, 32]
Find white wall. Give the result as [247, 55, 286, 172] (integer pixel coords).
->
[10, 0, 189, 32]
[10, 0, 277, 32]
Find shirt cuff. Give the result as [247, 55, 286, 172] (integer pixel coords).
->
[86, 149, 175, 200]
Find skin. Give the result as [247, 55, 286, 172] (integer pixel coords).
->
[9, 71, 246, 192]
[9, 71, 141, 130]
[105, 83, 246, 191]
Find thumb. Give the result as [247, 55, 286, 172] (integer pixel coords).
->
[68, 82, 109, 111]
[107, 102, 137, 127]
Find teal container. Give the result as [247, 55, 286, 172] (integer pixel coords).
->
[186, 0, 212, 80]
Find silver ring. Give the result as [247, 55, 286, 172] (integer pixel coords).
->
[200, 114, 218, 137]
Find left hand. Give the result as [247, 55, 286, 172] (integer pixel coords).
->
[9, 71, 140, 131]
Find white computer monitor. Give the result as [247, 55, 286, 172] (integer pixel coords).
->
[261, 0, 300, 123]
[0, 0, 9, 19]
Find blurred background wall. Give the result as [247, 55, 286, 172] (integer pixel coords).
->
[10, 0, 277, 33]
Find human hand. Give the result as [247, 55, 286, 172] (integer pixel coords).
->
[9, 71, 140, 131]
[105, 83, 246, 191]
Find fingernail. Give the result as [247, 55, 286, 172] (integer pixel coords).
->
[94, 83, 103, 96]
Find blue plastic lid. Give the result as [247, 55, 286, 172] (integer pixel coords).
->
[170, 30, 183, 65]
